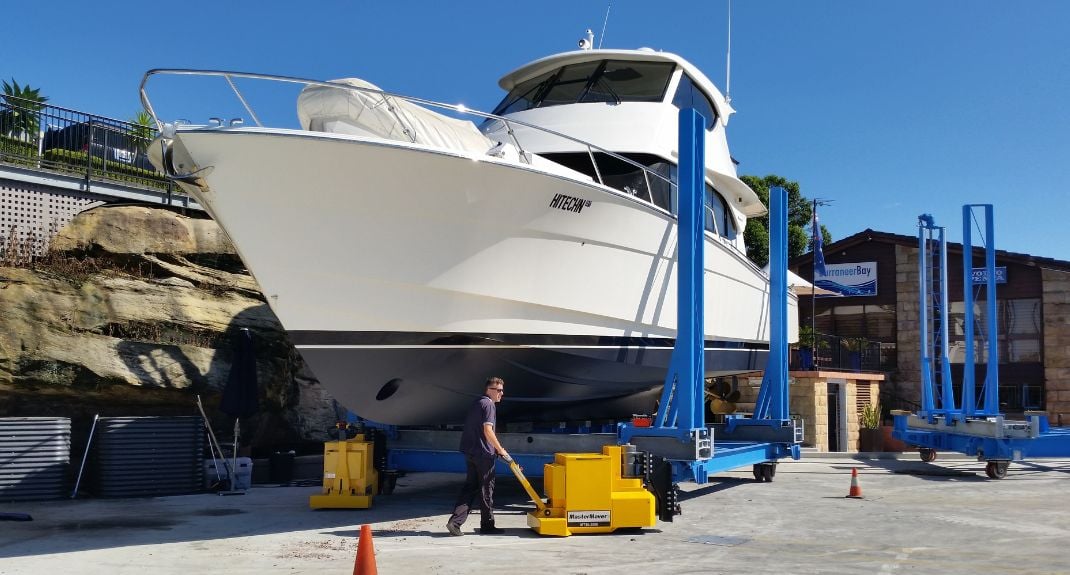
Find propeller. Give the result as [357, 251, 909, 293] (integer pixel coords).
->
[705, 378, 741, 415]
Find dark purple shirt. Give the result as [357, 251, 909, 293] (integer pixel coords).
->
[459, 395, 496, 459]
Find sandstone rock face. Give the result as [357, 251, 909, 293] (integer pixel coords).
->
[0, 206, 343, 452]
[51, 205, 235, 255]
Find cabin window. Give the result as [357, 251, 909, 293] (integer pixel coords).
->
[704, 184, 736, 240]
[671, 74, 717, 130]
[539, 152, 674, 212]
[493, 70, 556, 116]
[492, 60, 676, 115]
[538, 153, 734, 238]
[581, 61, 677, 104]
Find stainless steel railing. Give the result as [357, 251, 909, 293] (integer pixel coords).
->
[138, 68, 677, 199]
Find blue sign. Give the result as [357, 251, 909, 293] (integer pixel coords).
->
[972, 267, 1007, 284]
[814, 262, 878, 297]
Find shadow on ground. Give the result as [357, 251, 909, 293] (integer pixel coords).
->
[0, 472, 521, 558]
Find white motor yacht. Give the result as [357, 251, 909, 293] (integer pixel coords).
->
[142, 46, 797, 425]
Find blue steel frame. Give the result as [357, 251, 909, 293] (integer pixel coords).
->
[619, 108, 799, 483]
[619, 108, 707, 444]
[895, 204, 1070, 464]
[915, 206, 999, 422]
[893, 414, 1070, 461]
[916, 214, 955, 419]
[962, 205, 1000, 415]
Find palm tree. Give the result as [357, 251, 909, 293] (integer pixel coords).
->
[130, 110, 155, 153]
[1, 79, 49, 140]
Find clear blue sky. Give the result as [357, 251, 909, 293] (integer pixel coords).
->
[5, 1, 1068, 258]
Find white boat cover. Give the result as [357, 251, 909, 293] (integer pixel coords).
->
[297, 78, 495, 155]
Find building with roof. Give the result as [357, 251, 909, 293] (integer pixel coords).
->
[791, 228, 1070, 427]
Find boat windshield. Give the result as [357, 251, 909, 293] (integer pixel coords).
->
[493, 60, 676, 115]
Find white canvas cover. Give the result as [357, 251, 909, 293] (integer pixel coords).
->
[297, 78, 495, 154]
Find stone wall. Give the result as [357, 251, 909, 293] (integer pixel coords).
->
[0, 206, 345, 454]
[738, 371, 884, 452]
[1042, 268, 1070, 425]
[895, 244, 921, 407]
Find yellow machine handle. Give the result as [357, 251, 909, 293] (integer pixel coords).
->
[507, 459, 549, 515]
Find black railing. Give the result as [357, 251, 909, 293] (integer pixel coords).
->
[790, 332, 891, 373]
[0, 95, 172, 193]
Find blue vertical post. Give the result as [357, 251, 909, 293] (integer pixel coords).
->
[982, 205, 999, 414]
[962, 206, 976, 415]
[652, 108, 706, 430]
[917, 217, 935, 414]
[937, 226, 956, 416]
[765, 186, 789, 420]
[963, 204, 999, 416]
[624, 108, 707, 444]
[676, 107, 706, 430]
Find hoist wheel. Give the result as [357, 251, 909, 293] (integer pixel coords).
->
[985, 460, 1008, 479]
[752, 463, 775, 482]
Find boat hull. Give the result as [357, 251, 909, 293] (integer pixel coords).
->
[292, 331, 766, 425]
[166, 127, 793, 425]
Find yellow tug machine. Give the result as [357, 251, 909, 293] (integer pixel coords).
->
[309, 430, 379, 509]
[509, 444, 658, 536]
[309, 430, 661, 537]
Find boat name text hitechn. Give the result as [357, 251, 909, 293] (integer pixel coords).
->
[549, 193, 592, 214]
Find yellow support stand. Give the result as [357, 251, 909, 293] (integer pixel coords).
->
[509, 445, 655, 536]
[309, 434, 379, 509]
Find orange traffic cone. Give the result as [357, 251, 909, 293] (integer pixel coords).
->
[845, 467, 863, 499]
[354, 524, 378, 575]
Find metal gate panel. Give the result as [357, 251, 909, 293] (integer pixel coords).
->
[0, 417, 71, 501]
[92, 416, 204, 497]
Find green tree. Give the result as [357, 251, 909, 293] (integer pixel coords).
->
[0, 79, 48, 139]
[130, 110, 155, 152]
[740, 174, 830, 267]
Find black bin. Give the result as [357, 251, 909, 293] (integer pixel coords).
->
[269, 451, 295, 483]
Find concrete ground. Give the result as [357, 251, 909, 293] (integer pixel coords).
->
[3, 455, 1070, 575]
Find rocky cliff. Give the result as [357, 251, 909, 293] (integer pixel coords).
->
[0, 205, 343, 453]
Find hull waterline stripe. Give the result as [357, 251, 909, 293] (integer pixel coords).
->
[295, 344, 764, 351]
[287, 330, 769, 350]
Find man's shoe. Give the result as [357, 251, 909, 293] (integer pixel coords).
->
[446, 522, 464, 536]
[477, 525, 505, 535]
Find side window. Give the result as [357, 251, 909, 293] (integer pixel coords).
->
[671, 74, 717, 130]
[703, 184, 736, 239]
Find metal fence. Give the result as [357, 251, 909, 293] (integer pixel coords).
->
[0, 95, 172, 193]
[790, 332, 888, 373]
[0, 417, 71, 501]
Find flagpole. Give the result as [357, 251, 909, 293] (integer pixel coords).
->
[812, 199, 818, 370]
[810, 198, 831, 371]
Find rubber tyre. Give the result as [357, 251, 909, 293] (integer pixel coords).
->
[985, 461, 1008, 479]
[753, 464, 763, 482]
[920, 448, 937, 463]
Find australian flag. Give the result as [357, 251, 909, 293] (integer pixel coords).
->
[812, 209, 827, 278]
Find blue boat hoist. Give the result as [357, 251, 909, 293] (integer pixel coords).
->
[616, 109, 801, 485]
[892, 205, 1070, 478]
[383, 109, 801, 498]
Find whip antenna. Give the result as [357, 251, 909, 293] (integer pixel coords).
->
[598, 4, 612, 49]
[725, 0, 732, 104]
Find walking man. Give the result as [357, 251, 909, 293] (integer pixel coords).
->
[446, 377, 510, 535]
